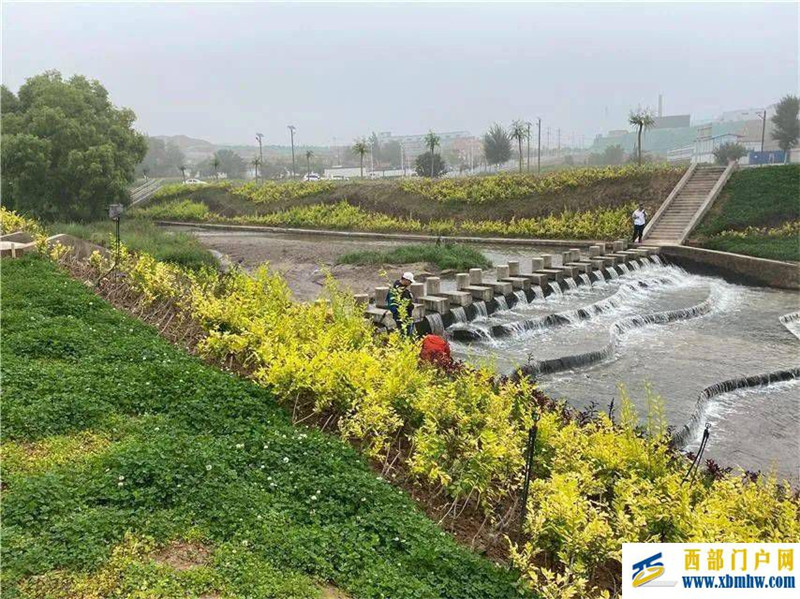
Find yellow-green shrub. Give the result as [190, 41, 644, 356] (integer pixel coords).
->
[400, 165, 681, 204]
[0, 206, 43, 235]
[231, 180, 335, 204]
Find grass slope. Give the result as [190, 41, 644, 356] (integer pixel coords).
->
[695, 165, 800, 235]
[0, 256, 523, 599]
[693, 165, 800, 262]
[52, 219, 218, 270]
[337, 243, 492, 270]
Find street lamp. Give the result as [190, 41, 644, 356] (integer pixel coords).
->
[255, 133, 264, 182]
[287, 125, 296, 177]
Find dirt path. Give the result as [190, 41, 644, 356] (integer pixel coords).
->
[186, 228, 434, 301]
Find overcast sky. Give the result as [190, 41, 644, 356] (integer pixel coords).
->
[3, 1, 798, 147]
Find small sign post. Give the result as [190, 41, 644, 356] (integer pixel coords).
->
[108, 204, 124, 277]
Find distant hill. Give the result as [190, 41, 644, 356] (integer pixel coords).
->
[154, 135, 218, 162]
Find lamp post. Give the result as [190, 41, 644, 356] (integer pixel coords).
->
[287, 125, 296, 177]
[255, 133, 264, 182]
[537, 118, 542, 175]
[759, 110, 767, 152]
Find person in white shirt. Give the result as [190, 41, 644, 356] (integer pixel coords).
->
[632, 204, 646, 243]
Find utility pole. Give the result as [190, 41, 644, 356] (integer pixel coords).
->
[760, 110, 767, 152]
[526, 122, 531, 173]
[546, 127, 551, 156]
[557, 128, 561, 154]
[537, 118, 542, 175]
[287, 125, 296, 177]
[255, 133, 264, 183]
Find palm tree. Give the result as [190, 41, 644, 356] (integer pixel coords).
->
[212, 156, 221, 180]
[509, 120, 527, 173]
[424, 130, 441, 178]
[352, 139, 368, 178]
[628, 110, 655, 165]
[178, 165, 187, 183]
[305, 150, 314, 176]
[251, 156, 261, 182]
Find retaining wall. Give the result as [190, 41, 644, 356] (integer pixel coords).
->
[661, 244, 800, 290]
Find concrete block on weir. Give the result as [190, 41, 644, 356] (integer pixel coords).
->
[410, 282, 426, 298]
[569, 248, 582, 262]
[612, 240, 625, 252]
[502, 276, 531, 290]
[466, 285, 494, 302]
[421, 296, 449, 314]
[374, 286, 389, 308]
[508, 260, 520, 276]
[488, 281, 513, 296]
[600, 255, 620, 266]
[595, 243, 607, 254]
[566, 262, 592, 274]
[589, 259, 607, 269]
[412, 303, 425, 321]
[526, 273, 551, 286]
[425, 276, 441, 295]
[469, 268, 483, 285]
[441, 290, 473, 306]
[353, 294, 369, 306]
[589, 246, 601, 257]
[541, 254, 553, 268]
[555, 265, 581, 278]
[456, 273, 470, 290]
[496, 265, 510, 280]
[561, 251, 572, 265]
[531, 257, 544, 272]
[539, 268, 564, 282]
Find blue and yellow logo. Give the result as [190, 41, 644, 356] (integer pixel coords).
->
[632, 552, 665, 587]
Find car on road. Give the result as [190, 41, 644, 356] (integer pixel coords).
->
[184, 178, 208, 185]
[303, 173, 322, 182]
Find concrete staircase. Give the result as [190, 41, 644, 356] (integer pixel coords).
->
[644, 165, 730, 245]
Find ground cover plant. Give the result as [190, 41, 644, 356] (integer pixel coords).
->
[692, 165, 800, 261]
[52, 218, 219, 269]
[133, 199, 638, 241]
[0, 256, 524, 599]
[336, 243, 492, 270]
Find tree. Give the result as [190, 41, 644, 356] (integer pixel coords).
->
[1, 71, 147, 221]
[305, 150, 314, 175]
[483, 124, 512, 168]
[214, 149, 246, 178]
[212, 156, 221, 180]
[509, 120, 527, 173]
[713, 142, 748, 165]
[136, 137, 186, 177]
[179, 165, 187, 182]
[251, 157, 261, 181]
[424, 131, 441, 178]
[352, 139, 368, 177]
[770, 95, 799, 162]
[415, 151, 447, 177]
[628, 110, 655, 166]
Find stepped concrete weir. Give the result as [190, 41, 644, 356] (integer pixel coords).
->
[362, 238, 659, 336]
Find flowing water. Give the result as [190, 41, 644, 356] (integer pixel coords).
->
[448, 262, 800, 482]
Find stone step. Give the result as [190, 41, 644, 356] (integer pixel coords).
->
[465, 285, 494, 302]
